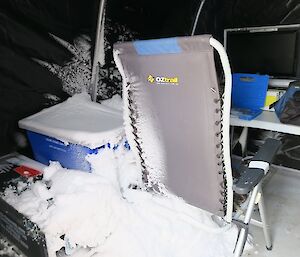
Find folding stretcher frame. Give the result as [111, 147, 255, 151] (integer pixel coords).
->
[113, 35, 281, 256]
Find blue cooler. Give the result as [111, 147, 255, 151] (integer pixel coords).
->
[19, 93, 126, 172]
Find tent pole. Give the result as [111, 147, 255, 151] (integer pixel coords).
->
[91, 0, 106, 102]
[191, 0, 206, 36]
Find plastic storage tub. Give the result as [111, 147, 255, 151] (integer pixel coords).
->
[19, 93, 126, 172]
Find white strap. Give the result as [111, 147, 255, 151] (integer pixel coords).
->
[249, 161, 270, 174]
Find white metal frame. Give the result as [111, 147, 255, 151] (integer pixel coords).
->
[233, 170, 272, 256]
[210, 37, 273, 256]
[209, 38, 233, 222]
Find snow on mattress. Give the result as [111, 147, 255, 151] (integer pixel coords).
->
[18, 93, 124, 149]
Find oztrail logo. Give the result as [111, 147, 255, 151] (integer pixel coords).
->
[147, 74, 179, 85]
[147, 75, 155, 83]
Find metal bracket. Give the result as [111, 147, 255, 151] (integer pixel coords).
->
[233, 219, 249, 231]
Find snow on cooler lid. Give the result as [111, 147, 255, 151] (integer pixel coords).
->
[18, 93, 125, 149]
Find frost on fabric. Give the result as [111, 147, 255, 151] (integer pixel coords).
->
[113, 52, 167, 192]
[3, 146, 238, 257]
[129, 83, 167, 189]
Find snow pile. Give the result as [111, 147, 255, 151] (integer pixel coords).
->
[19, 93, 124, 149]
[3, 146, 238, 257]
[100, 94, 123, 112]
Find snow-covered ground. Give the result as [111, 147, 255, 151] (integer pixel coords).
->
[3, 146, 239, 257]
[3, 165, 300, 257]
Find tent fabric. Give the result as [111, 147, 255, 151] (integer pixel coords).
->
[107, 1, 300, 42]
[0, 73, 49, 121]
[0, 3, 76, 155]
[0, 121, 15, 156]
[0, 12, 72, 66]
[224, 0, 300, 28]
[0, 44, 68, 154]
[115, 35, 226, 216]
[0, 45, 67, 98]
[0, 71, 53, 156]
[0, 0, 97, 42]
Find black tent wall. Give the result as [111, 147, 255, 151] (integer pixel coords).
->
[108, 0, 300, 40]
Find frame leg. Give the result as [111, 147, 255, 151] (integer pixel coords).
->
[234, 184, 259, 257]
[258, 186, 272, 250]
[239, 127, 248, 156]
[234, 228, 247, 257]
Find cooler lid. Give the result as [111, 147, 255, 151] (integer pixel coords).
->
[19, 93, 124, 148]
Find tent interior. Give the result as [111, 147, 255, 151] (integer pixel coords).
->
[1, 0, 300, 155]
[1, 1, 300, 257]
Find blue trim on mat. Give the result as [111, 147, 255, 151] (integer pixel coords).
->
[133, 38, 181, 55]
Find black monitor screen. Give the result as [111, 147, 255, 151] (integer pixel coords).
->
[226, 30, 298, 78]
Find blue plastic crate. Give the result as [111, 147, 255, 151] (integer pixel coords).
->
[232, 73, 269, 110]
[231, 73, 269, 120]
[26, 131, 130, 172]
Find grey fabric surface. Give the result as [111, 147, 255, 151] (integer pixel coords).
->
[115, 35, 225, 216]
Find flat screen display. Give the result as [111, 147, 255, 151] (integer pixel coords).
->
[225, 27, 300, 78]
